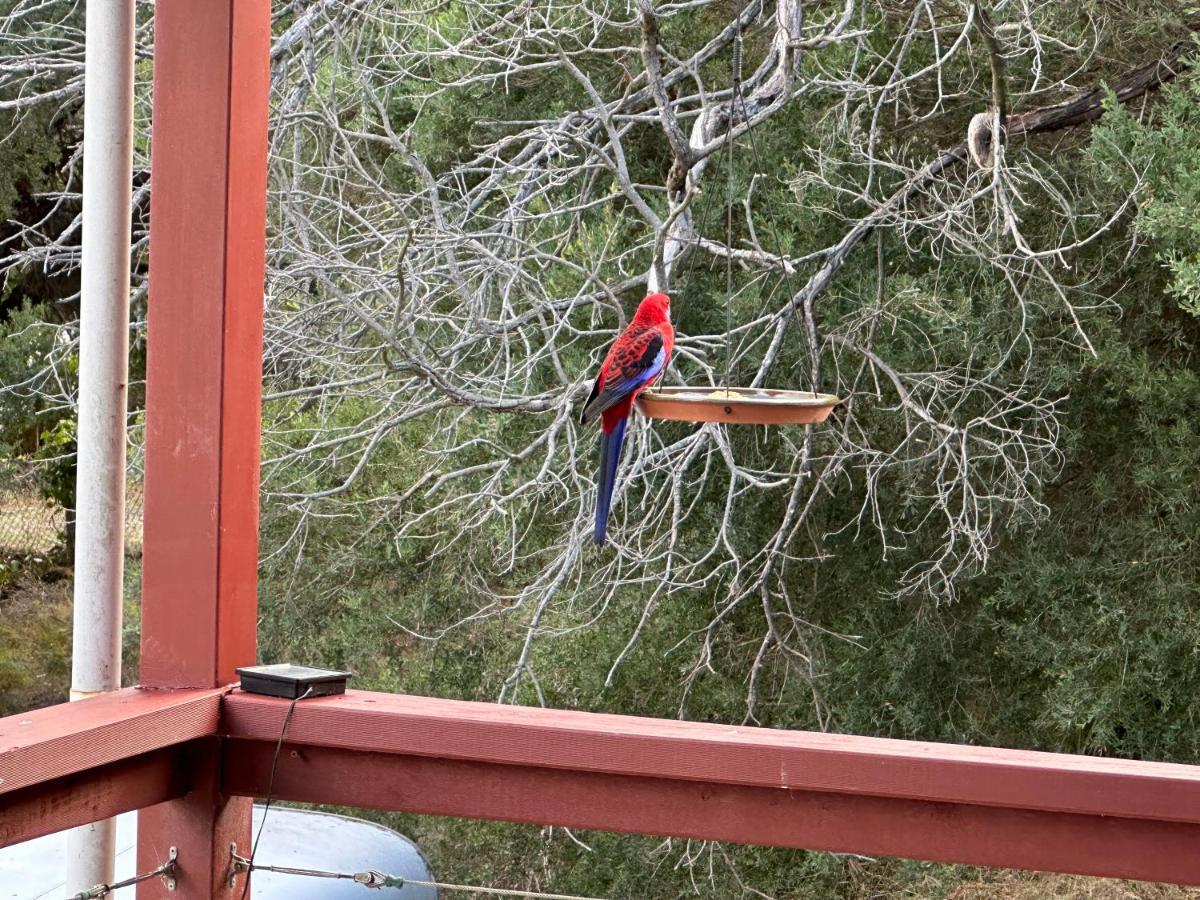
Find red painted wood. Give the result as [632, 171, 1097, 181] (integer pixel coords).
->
[0, 687, 222, 797]
[224, 741, 1200, 886]
[0, 747, 190, 848]
[216, 0, 271, 685]
[222, 689, 1200, 826]
[138, 0, 270, 892]
[2, 686, 1199, 884]
[139, 0, 268, 691]
[140, 739, 252, 899]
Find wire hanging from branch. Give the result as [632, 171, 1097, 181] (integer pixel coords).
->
[722, 20, 744, 389]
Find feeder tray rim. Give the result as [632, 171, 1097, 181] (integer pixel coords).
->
[640, 386, 841, 406]
[636, 385, 841, 426]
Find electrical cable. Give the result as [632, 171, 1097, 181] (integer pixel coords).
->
[237, 685, 314, 900]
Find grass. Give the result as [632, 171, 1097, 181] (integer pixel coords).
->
[0, 555, 141, 716]
[0, 556, 72, 715]
[943, 872, 1200, 899]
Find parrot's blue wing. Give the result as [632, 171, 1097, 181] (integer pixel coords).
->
[580, 333, 665, 425]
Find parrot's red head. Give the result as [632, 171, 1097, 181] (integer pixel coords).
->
[634, 292, 671, 324]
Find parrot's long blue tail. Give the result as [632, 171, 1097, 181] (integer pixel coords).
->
[594, 416, 628, 546]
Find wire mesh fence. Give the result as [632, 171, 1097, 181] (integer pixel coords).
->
[0, 459, 143, 558]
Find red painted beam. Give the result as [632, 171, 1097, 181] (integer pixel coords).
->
[139, 0, 268, 692]
[223, 740, 1200, 886]
[5, 686, 1200, 884]
[222, 689, 1200, 826]
[138, 0, 270, 897]
[0, 747, 190, 848]
[0, 687, 223, 799]
[138, 0, 271, 892]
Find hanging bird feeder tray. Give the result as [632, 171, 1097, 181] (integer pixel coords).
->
[637, 387, 840, 426]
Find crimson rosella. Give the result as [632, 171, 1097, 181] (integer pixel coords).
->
[580, 292, 674, 546]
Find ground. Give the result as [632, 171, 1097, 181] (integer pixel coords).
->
[945, 873, 1200, 899]
[0, 557, 72, 716]
[0, 556, 140, 716]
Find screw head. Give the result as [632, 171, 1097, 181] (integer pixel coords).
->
[165, 876, 177, 891]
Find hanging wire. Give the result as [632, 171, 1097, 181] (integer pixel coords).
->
[667, 127, 718, 317]
[721, 21, 744, 390]
[735, 101, 818, 391]
[62, 851, 177, 899]
[664, 11, 740, 340]
[720, 12, 803, 391]
[238, 685, 315, 900]
[232, 853, 613, 900]
[716, 2, 822, 394]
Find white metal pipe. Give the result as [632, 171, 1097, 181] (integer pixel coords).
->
[65, 0, 135, 890]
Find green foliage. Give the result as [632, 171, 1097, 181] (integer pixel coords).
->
[0, 303, 77, 554]
[32, 415, 77, 555]
[0, 2, 83, 542]
[250, 58, 1200, 900]
[0, 556, 142, 716]
[0, 559, 71, 716]
[0, 104, 69, 227]
[0, 303, 56, 453]
[1092, 59, 1200, 316]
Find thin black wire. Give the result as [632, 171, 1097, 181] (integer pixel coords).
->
[671, 144, 719, 308]
[238, 685, 313, 900]
[720, 12, 803, 392]
[657, 6, 803, 391]
[671, 20, 745, 387]
[722, 23, 744, 389]
[732, 55, 813, 392]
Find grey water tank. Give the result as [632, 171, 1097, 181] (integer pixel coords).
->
[0, 806, 437, 899]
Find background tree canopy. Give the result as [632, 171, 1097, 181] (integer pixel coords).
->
[1, 1, 1198, 896]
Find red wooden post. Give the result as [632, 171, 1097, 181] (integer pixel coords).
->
[136, 0, 270, 894]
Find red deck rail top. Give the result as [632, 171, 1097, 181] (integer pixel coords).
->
[6, 686, 1200, 891]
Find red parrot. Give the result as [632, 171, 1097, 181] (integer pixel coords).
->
[580, 292, 674, 546]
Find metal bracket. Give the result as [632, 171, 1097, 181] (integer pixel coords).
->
[163, 846, 179, 891]
[228, 842, 251, 889]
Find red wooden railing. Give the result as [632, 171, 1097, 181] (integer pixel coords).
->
[2, 1, 1200, 896]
